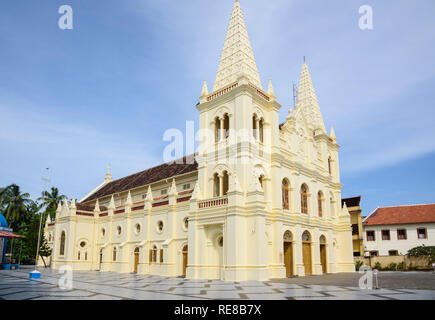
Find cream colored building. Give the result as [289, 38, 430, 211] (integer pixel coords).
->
[44, 0, 355, 281]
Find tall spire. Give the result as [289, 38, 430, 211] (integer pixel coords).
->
[213, 0, 262, 92]
[296, 60, 326, 132]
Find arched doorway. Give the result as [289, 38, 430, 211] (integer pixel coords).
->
[283, 231, 294, 276]
[134, 247, 140, 273]
[319, 235, 327, 273]
[99, 248, 103, 271]
[182, 245, 188, 277]
[302, 231, 312, 275]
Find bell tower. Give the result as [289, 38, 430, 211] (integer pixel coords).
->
[188, 0, 281, 281]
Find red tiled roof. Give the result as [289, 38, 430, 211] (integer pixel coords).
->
[0, 230, 25, 239]
[83, 155, 197, 203]
[363, 204, 435, 226]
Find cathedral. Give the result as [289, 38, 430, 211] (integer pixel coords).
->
[45, 0, 355, 281]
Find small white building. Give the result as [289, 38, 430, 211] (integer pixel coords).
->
[363, 204, 435, 256]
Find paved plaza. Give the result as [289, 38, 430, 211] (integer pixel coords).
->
[0, 266, 434, 300]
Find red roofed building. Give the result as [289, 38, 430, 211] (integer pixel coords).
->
[362, 204, 435, 256]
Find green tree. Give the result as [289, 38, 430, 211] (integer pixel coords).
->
[38, 187, 66, 220]
[1, 184, 33, 227]
[38, 230, 52, 267]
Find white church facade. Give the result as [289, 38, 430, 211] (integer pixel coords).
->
[44, 0, 355, 281]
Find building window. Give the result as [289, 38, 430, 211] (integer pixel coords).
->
[351, 224, 359, 235]
[60, 231, 66, 256]
[389, 250, 398, 256]
[223, 113, 229, 139]
[215, 117, 221, 142]
[222, 171, 229, 196]
[382, 230, 390, 240]
[213, 173, 220, 197]
[101, 228, 106, 237]
[149, 249, 153, 263]
[252, 115, 257, 139]
[300, 184, 308, 214]
[113, 247, 117, 261]
[366, 231, 375, 241]
[117, 226, 122, 235]
[218, 236, 223, 247]
[397, 229, 407, 240]
[161, 189, 167, 195]
[328, 157, 332, 175]
[183, 184, 190, 190]
[135, 224, 141, 234]
[78, 252, 80, 260]
[282, 179, 289, 210]
[183, 217, 189, 230]
[369, 251, 378, 257]
[157, 221, 164, 232]
[85, 252, 88, 261]
[259, 118, 264, 143]
[160, 249, 164, 263]
[417, 228, 427, 239]
[317, 191, 323, 217]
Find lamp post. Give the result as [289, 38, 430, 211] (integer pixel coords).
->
[30, 168, 50, 279]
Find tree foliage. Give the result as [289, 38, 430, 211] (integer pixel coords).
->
[407, 246, 435, 265]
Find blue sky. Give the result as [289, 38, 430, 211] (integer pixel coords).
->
[0, 0, 434, 216]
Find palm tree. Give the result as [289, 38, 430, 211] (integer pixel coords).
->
[38, 187, 66, 220]
[2, 184, 32, 225]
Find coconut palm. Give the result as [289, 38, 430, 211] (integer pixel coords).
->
[2, 184, 32, 225]
[38, 187, 66, 219]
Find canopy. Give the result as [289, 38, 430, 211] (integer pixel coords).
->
[0, 230, 25, 239]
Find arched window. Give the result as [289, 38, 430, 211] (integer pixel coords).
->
[259, 175, 264, 190]
[319, 235, 326, 244]
[85, 251, 88, 261]
[252, 115, 257, 139]
[223, 113, 229, 139]
[282, 179, 290, 210]
[318, 191, 323, 217]
[259, 118, 264, 143]
[328, 157, 332, 175]
[213, 173, 220, 197]
[302, 231, 311, 242]
[301, 184, 308, 214]
[113, 247, 117, 261]
[59, 231, 66, 256]
[215, 117, 221, 142]
[222, 171, 229, 196]
[78, 252, 80, 260]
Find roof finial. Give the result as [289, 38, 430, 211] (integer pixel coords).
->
[303, 56, 306, 63]
[105, 164, 112, 182]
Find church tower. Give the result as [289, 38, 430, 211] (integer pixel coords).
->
[188, 0, 281, 281]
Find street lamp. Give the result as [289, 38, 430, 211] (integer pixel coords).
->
[30, 168, 50, 279]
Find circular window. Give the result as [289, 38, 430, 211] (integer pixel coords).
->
[80, 241, 86, 248]
[157, 221, 164, 232]
[217, 236, 223, 247]
[183, 217, 189, 230]
[101, 228, 106, 237]
[135, 223, 141, 234]
[117, 226, 122, 235]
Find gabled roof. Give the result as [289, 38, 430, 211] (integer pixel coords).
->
[363, 204, 435, 226]
[82, 155, 197, 203]
[342, 196, 361, 208]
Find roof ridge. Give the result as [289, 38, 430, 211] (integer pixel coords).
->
[376, 203, 435, 209]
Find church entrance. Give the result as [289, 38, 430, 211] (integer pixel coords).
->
[99, 249, 103, 271]
[283, 231, 294, 276]
[133, 247, 139, 273]
[319, 235, 327, 273]
[182, 245, 188, 276]
[302, 231, 312, 276]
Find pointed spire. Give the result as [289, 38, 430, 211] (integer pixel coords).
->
[213, 0, 262, 91]
[108, 195, 116, 210]
[63, 199, 69, 210]
[330, 126, 336, 141]
[145, 186, 153, 201]
[56, 202, 62, 215]
[94, 199, 101, 213]
[105, 164, 112, 183]
[169, 179, 177, 195]
[200, 80, 209, 97]
[126, 191, 133, 206]
[46, 214, 51, 224]
[267, 79, 275, 98]
[191, 181, 201, 201]
[296, 60, 326, 132]
[70, 197, 76, 209]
